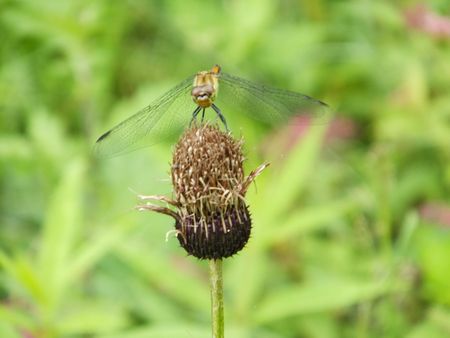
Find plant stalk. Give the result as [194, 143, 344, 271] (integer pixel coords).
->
[209, 259, 224, 338]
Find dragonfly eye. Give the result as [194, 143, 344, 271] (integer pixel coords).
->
[210, 64, 221, 75]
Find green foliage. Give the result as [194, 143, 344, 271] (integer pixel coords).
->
[1, 1, 450, 337]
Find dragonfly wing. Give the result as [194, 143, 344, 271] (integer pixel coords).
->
[94, 75, 194, 158]
[218, 72, 330, 125]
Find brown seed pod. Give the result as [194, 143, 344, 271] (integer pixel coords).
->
[137, 124, 268, 259]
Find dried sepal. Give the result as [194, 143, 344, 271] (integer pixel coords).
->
[136, 204, 181, 223]
[240, 163, 270, 195]
[138, 194, 180, 207]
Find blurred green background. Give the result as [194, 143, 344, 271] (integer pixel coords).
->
[1, 0, 450, 337]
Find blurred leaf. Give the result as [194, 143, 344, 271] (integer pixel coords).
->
[253, 278, 389, 324]
[97, 324, 210, 338]
[406, 323, 449, 338]
[406, 306, 450, 338]
[257, 124, 328, 224]
[395, 211, 419, 256]
[0, 252, 45, 305]
[428, 306, 450, 334]
[28, 110, 66, 161]
[38, 158, 86, 316]
[0, 136, 32, 160]
[57, 301, 129, 335]
[226, 244, 268, 321]
[117, 246, 210, 313]
[103, 270, 185, 323]
[0, 322, 22, 338]
[256, 197, 357, 248]
[0, 304, 33, 330]
[413, 224, 450, 305]
[67, 220, 135, 281]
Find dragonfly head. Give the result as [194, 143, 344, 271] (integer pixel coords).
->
[191, 84, 216, 108]
[192, 66, 220, 108]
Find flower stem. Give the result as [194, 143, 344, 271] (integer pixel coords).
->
[209, 259, 224, 338]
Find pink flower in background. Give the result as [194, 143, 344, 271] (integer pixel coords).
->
[263, 115, 358, 156]
[419, 203, 450, 228]
[405, 4, 450, 39]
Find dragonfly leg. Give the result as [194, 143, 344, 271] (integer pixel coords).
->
[189, 106, 202, 127]
[211, 104, 229, 131]
[201, 108, 205, 122]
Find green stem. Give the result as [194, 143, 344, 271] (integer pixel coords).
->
[209, 259, 224, 338]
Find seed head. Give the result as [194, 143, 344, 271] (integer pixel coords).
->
[138, 124, 268, 259]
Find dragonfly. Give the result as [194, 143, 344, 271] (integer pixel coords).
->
[94, 65, 330, 157]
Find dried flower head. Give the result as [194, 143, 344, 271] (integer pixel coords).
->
[138, 123, 268, 259]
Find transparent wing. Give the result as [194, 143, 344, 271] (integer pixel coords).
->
[217, 72, 330, 125]
[94, 75, 194, 158]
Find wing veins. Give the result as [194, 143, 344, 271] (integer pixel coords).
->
[219, 72, 329, 122]
[221, 72, 328, 108]
[220, 73, 304, 121]
[94, 75, 193, 157]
